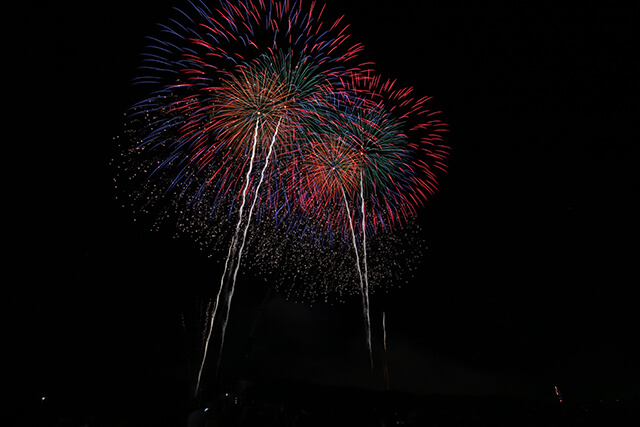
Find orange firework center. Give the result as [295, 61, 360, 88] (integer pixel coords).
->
[207, 66, 302, 156]
[298, 135, 363, 211]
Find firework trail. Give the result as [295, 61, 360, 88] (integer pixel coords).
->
[216, 118, 281, 378]
[382, 311, 389, 389]
[359, 172, 372, 369]
[195, 117, 280, 393]
[195, 119, 260, 396]
[340, 179, 372, 368]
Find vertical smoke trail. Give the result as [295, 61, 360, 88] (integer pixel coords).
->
[341, 185, 373, 369]
[215, 119, 282, 377]
[194, 119, 261, 397]
[359, 172, 372, 369]
[382, 311, 390, 390]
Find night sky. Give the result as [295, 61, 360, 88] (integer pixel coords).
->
[9, 0, 639, 419]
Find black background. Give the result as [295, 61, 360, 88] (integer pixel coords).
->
[8, 0, 639, 421]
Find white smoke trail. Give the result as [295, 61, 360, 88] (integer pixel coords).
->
[359, 172, 372, 370]
[341, 184, 373, 369]
[382, 311, 389, 389]
[194, 119, 260, 396]
[215, 118, 282, 376]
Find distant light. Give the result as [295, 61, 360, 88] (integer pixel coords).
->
[554, 386, 563, 403]
[41, 397, 46, 401]
[204, 408, 209, 412]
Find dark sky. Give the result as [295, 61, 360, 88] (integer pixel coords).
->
[9, 0, 639, 412]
